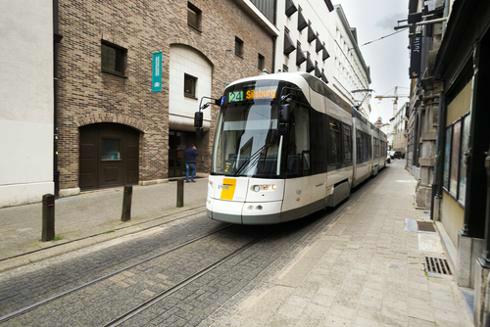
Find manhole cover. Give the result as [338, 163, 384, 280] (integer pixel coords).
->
[417, 221, 436, 232]
[425, 256, 452, 275]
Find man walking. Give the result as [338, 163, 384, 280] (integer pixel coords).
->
[184, 144, 198, 183]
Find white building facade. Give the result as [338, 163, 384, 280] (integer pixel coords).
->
[0, 0, 54, 207]
[390, 103, 408, 154]
[273, 0, 372, 117]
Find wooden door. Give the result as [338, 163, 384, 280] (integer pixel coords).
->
[79, 124, 139, 190]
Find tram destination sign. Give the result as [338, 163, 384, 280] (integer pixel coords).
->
[227, 86, 277, 103]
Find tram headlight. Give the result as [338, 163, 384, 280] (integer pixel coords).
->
[251, 184, 277, 192]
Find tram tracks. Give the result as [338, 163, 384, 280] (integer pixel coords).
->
[103, 237, 262, 327]
[0, 223, 233, 324]
[0, 180, 366, 326]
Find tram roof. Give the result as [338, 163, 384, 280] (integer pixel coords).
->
[227, 72, 353, 114]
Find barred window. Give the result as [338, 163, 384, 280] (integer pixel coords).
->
[101, 40, 127, 77]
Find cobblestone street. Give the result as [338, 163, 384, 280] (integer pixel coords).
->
[0, 161, 472, 326]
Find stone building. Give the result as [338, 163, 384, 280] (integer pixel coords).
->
[405, 0, 445, 208]
[431, 1, 490, 325]
[55, 0, 275, 195]
[405, 0, 490, 324]
[0, 0, 54, 207]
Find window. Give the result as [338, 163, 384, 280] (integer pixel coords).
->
[101, 139, 121, 161]
[234, 37, 244, 57]
[187, 2, 202, 31]
[443, 114, 471, 204]
[287, 105, 310, 177]
[356, 130, 371, 163]
[343, 124, 352, 165]
[310, 111, 328, 174]
[184, 73, 197, 98]
[101, 40, 127, 77]
[458, 115, 471, 204]
[258, 53, 265, 71]
[450, 121, 461, 197]
[328, 119, 343, 170]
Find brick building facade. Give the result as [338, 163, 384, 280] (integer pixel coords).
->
[56, 0, 275, 195]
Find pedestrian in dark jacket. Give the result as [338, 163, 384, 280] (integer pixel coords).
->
[184, 144, 198, 182]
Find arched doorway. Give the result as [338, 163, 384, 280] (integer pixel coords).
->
[168, 44, 213, 178]
[79, 123, 139, 189]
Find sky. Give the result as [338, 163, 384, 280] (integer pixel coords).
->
[333, 0, 410, 124]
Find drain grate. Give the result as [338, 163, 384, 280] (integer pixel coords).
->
[417, 221, 436, 232]
[425, 256, 452, 275]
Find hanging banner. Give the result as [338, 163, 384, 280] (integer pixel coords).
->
[151, 51, 163, 93]
[409, 35, 422, 78]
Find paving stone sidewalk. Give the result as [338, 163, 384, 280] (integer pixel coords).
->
[206, 161, 474, 327]
[0, 179, 207, 260]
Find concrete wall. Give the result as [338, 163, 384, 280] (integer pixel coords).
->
[274, 1, 371, 117]
[0, 0, 54, 207]
[169, 45, 213, 131]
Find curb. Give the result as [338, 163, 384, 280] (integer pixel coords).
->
[0, 206, 207, 273]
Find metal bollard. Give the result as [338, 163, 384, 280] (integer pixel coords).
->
[121, 185, 133, 222]
[42, 194, 55, 242]
[177, 179, 184, 207]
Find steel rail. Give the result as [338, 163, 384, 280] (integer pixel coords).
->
[103, 237, 262, 327]
[0, 223, 231, 323]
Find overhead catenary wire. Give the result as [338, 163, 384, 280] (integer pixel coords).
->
[358, 28, 408, 48]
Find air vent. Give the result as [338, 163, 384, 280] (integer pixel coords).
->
[425, 256, 452, 275]
[417, 221, 436, 232]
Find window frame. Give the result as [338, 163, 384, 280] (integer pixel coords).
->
[258, 53, 265, 71]
[234, 37, 244, 58]
[101, 40, 128, 78]
[183, 73, 198, 99]
[443, 113, 471, 206]
[187, 2, 202, 32]
[342, 124, 353, 166]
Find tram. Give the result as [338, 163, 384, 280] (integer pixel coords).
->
[204, 72, 387, 224]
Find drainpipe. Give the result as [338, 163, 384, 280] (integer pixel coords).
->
[431, 91, 446, 221]
[53, 0, 62, 196]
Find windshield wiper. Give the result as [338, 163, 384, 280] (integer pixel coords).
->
[233, 142, 273, 176]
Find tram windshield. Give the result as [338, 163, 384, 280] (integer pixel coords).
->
[212, 80, 283, 177]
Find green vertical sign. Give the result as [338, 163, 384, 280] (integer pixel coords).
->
[151, 51, 163, 93]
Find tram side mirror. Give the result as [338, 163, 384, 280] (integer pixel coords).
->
[194, 111, 203, 129]
[279, 103, 290, 123]
[278, 103, 290, 135]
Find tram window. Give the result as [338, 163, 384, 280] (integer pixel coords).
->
[328, 118, 342, 170]
[356, 132, 362, 163]
[310, 111, 328, 174]
[343, 124, 352, 165]
[367, 136, 372, 160]
[287, 105, 310, 176]
[356, 131, 370, 163]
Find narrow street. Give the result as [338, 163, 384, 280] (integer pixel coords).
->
[0, 161, 471, 326]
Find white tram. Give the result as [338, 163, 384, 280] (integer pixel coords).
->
[205, 72, 387, 224]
